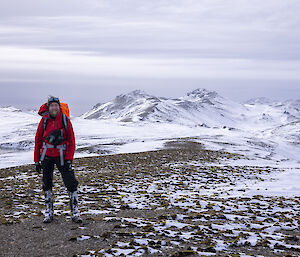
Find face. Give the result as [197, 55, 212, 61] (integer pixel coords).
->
[48, 102, 60, 117]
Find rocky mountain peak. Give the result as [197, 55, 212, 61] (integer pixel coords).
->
[186, 88, 219, 100]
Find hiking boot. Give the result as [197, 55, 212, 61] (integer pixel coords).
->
[68, 190, 82, 223]
[43, 189, 54, 223]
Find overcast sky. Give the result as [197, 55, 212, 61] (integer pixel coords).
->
[0, 0, 299, 116]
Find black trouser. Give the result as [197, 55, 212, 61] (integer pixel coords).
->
[41, 156, 78, 192]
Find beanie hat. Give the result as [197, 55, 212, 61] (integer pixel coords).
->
[47, 96, 60, 107]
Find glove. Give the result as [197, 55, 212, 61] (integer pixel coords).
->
[35, 162, 41, 174]
[65, 160, 73, 172]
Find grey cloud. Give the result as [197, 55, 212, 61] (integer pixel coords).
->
[0, 0, 299, 114]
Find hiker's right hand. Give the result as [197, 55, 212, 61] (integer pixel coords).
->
[35, 162, 41, 174]
[65, 160, 73, 172]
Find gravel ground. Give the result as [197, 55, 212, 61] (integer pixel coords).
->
[0, 139, 299, 256]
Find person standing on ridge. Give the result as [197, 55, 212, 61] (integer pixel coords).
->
[34, 96, 82, 223]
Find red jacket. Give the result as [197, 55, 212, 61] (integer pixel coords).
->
[34, 108, 76, 163]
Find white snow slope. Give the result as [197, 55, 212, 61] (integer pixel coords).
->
[0, 88, 299, 198]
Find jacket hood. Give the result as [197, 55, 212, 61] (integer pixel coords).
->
[38, 103, 49, 116]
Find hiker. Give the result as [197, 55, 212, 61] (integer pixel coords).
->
[34, 96, 82, 223]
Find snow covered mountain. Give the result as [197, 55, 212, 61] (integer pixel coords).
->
[244, 98, 300, 124]
[0, 106, 39, 152]
[82, 88, 300, 129]
[82, 88, 248, 127]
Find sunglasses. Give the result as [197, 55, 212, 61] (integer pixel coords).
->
[48, 97, 59, 102]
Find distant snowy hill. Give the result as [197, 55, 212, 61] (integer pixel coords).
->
[0, 106, 39, 151]
[0, 106, 23, 113]
[244, 97, 300, 124]
[82, 88, 300, 129]
[263, 120, 300, 144]
[82, 88, 248, 127]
